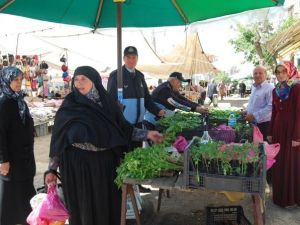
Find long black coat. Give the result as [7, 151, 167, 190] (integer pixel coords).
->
[0, 97, 36, 181]
[0, 96, 36, 225]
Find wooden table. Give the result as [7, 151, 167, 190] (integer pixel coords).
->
[120, 174, 265, 225]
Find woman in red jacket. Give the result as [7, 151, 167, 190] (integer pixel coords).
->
[268, 61, 300, 208]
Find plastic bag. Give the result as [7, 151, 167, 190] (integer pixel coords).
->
[265, 143, 280, 170]
[27, 185, 69, 225]
[265, 143, 280, 159]
[172, 136, 188, 153]
[253, 125, 263, 143]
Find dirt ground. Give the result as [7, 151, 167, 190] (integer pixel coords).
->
[33, 97, 300, 225]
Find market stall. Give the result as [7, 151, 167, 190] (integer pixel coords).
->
[26, 97, 63, 136]
[117, 109, 268, 225]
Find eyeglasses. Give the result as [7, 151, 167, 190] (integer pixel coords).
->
[275, 69, 287, 75]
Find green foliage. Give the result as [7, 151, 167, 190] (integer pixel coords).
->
[229, 22, 274, 68]
[274, 16, 297, 34]
[157, 112, 201, 130]
[229, 17, 298, 69]
[115, 145, 182, 188]
[190, 139, 261, 178]
[115, 112, 201, 187]
[209, 108, 240, 120]
[215, 71, 231, 84]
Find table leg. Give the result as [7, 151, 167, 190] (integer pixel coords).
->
[128, 185, 142, 225]
[157, 189, 164, 213]
[166, 190, 171, 198]
[120, 184, 128, 225]
[252, 194, 264, 225]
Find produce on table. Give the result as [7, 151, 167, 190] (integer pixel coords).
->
[209, 108, 241, 120]
[115, 144, 183, 187]
[156, 111, 201, 131]
[115, 112, 200, 186]
[190, 138, 262, 183]
[235, 122, 253, 142]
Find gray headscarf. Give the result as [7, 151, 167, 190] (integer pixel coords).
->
[0, 66, 28, 124]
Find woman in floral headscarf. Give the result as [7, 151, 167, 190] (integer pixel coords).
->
[0, 66, 36, 224]
[267, 61, 300, 208]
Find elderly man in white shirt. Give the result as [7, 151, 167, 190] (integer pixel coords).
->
[243, 66, 274, 140]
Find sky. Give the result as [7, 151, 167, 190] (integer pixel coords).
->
[0, 3, 290, 79]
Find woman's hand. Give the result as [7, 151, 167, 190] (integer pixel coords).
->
[0, 162, 10, 176]
[147, 131, 164, 143]
[267, 136, 272, 143]
[292, 141, 300, 148]
[45, 172, 58, 185]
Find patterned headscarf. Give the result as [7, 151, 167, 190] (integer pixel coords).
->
[0, 66, 28, 124]
[275, 61, 300, 100]
[276, 61, 300, 81]
[85, 84, 102, 107]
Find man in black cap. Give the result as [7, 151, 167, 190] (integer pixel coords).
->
[144, 72, 209, 128]
[108, 45, 165, 125]
[108, 46, 165, 192]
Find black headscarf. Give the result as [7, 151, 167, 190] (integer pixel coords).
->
[0, 66, 28, 124]
[50, 66, 132, 157]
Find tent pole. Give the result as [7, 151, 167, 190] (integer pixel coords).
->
[115, 1, 124, 102]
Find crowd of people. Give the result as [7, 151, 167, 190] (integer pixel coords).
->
[0, 45, 299, 225]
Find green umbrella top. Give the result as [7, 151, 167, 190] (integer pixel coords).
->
[0, 0, 285, 29]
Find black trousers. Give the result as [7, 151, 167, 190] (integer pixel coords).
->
[257, 121, 270, 142]
[257, 121, 272, 184]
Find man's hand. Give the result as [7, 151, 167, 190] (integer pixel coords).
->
[45, 172, 58, 185]
[158, 109, 166, 117]
[292, 141, 300, 148]
[245, 113, 255, 123]
[195, 106, 209, 114]
[147, 131, 164, 143]
[0, 162, 10, 176]
[240, 110, 247, 116]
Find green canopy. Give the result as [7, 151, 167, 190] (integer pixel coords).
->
[0, 0, 285, 97]
[0, 0, 284, 29]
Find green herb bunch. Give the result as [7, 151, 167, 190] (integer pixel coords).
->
[115, 144, 182, 187]
[209, 108, 240, 120]
[115, 112, 201, 187]
[157, 112, 201, 130]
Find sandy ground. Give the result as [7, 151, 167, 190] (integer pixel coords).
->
[33, 97, 300, 225]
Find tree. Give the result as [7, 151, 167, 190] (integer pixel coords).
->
[229, 16, 297, 70]
[215, 71, 231, 84]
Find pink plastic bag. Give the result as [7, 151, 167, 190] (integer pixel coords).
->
[265, 143, 280, 170]
[265, 143, 280, 159]
[253, 126, 263, 144]
[27, 185, 69, 225]
[266, 159, 276, 170]
[172, 136, 188, 153]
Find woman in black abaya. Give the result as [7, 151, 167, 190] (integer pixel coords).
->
[0, 66, 36, 225]
[45, 66, 162, 225]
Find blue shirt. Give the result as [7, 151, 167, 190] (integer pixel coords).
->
[247, 81, 273, 123]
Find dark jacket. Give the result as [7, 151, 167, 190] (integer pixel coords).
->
[239, 83, 246, 92]
[207, 83, 218, 98]
[0, 97, 35, 181]
[151, 81, 198, 111]
[107, 66, 160, 124]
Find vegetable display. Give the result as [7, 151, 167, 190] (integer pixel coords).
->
[190, 138, 262, 181]
[115, 144, 182, 187]
[116, 112, 200, 187]
[116, 110, 257, 187]
[209, 108, 240, 120]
